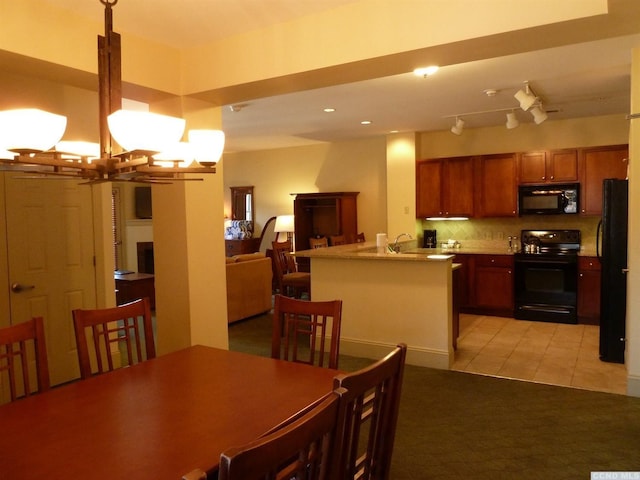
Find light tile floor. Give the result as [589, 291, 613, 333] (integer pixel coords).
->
[452, 314, 628, 395]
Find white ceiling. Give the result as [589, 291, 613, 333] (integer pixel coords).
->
[40, 1, 640, 153]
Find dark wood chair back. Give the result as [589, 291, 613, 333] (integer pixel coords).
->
[272, 294, 342, 369]
[72, 297, 155, 380]
[333, 343, 407, 480]
[309, 236, 329, 249]
[217, 389, 346, 480]
[271, 241, 310, 298]
[0, 317, 50, 402]
[329, 235, 347, 246]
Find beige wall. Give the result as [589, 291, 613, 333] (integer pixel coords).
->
[223, 137, 388, 240]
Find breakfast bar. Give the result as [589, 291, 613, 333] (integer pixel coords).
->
[296, 242, 456, 369]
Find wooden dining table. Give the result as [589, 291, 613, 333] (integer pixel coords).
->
[0, 345, 339, 480]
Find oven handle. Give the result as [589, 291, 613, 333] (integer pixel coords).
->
[596, 219, 602, 263]
[514, 258, 576, 266]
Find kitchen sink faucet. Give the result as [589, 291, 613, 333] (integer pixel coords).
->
[392, 233, 413, 253]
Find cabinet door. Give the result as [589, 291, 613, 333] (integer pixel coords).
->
[477, 153, 517, 217]
[474, 255, 513, 314]
[416, 160, 443, 217]
[580, 145, 628, 215]
[519, 151, 547, 184]
[578, 256, 601, 324]
[549, 149, 578, 182]
[443, 157, 474, 217]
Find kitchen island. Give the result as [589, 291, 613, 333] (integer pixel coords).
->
[295, 242, 456, 369]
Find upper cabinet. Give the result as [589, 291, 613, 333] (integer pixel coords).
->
[416, 157, 474, 218]
[518, 149, 578, 184]
[580, 145, 628, 215]
[477, 153, 518, 217]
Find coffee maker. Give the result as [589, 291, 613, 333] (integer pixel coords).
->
[423, 229, 437, 248]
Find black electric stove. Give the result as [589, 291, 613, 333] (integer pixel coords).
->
[514, 230, 581, 324]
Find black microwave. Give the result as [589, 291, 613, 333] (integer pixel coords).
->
[518, 183, 579, 215]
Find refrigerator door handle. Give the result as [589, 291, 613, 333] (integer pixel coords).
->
[596, 219, 602, 262]
[622, 268, 629, 274]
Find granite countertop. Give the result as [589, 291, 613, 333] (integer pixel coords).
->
[294, 242, 455, 262]
[296, 240, 599, 258]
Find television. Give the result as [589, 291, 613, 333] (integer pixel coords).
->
[134, 186, 152, 219]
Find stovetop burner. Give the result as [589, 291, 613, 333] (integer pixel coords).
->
[519, 229, 581, 256]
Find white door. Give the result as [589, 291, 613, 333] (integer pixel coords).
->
[4, 173, 97, 386]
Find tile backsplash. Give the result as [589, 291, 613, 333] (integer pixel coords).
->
[420, 216, 600, 253]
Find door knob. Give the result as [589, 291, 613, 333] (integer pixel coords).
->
[11, 283, 35, 293]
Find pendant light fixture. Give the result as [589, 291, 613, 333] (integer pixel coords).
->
[0, 0, 223, 183]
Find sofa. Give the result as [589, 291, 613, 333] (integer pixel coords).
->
[226, 252, 273, 323]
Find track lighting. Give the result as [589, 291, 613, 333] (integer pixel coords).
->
[506, 112, 519, 129]
[514, 82, 538, 111]
[450, 117, 465, 135]
[530, 106, 548, 124]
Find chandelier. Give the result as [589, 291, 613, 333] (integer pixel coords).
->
[0, 0, 223, 183]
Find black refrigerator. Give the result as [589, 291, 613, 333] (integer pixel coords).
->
[597, 178, 628, 363]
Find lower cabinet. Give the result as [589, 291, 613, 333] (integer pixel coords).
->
[455, 254, 514, 318]
[578, 256, 601, 324]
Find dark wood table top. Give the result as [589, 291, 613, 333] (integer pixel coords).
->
[0, 345, 338, 480]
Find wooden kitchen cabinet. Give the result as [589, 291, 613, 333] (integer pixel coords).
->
[477, 153, 518, 217]
[580, 144, 628, 215]
[578, 256, 601, 324]
[471, 255, 514, 317]
[416, 157, 474, 218]
[519, 149, 578, 184]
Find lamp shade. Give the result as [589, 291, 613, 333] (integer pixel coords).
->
[107, 110, 186, 153]
[152, 141, 193, 167]
[274, 214, 295, 233]
[506, 112, 520, 129]
[56, 141, 100, 159]
[188, 129, 225, 167]
[0, 109, 67, 153]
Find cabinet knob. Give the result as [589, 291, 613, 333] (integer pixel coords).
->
[491, 259, 495, 263]
[508, 270, 512, 274]
[580, 273, 584, 277]
[550, 175, 554, 180]
[542, 176, 546, 180]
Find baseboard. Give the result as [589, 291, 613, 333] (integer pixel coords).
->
[626, 373, 640, 397]
[340, 337, 451, 370]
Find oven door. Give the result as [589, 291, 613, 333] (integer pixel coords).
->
[514, 254, 578, 324]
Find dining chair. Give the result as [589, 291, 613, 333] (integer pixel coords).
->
[333, 343, 407, 480]
[329, 234, 347, 246]
[217, 389, 346, 480]
[72, 297, 155, 379]
[272, 294, 343, 370]
[0, 317, 50, 402]
[309, 236, 329, 249]
[271, 240, 311, 299]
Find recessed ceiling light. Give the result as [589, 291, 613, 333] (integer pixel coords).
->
[323, 108, 336, 113]
[361, 120, 372, 125]
[413, 66, 439, 77]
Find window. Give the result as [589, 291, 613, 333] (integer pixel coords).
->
[111, 187, 124, 272]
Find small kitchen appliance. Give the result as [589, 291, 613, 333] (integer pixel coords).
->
[423, 229, 437, 248]
[514, 229, 581, 324]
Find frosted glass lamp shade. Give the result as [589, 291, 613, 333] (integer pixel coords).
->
[188, 129, 225, 166]
[56, 141, 100, 159]
[0, 109, 67, 153]
[152, 141, 193, 167]
[107, 110, 186, 153]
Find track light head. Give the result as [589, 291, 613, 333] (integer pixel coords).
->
[530, 106, 548, 124]
[514, 83, 537, 111]
[450, 117, 465, 135]
[506, 112, 519, 129]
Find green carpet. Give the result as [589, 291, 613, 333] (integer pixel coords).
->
[229, 312, 640, 479]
